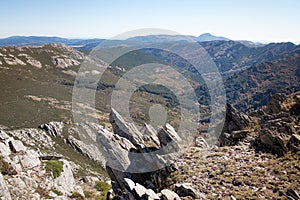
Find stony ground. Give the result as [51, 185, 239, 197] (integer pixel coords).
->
[170, 143, 300, 200]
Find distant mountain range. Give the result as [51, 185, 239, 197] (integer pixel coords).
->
[0, 34, 299, 117]
[0, 33, 264, 49]
[196, 33, 230, 41]
[0, 36, 103, 51]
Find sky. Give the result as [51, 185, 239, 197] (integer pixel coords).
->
[0, 0, 299, 44]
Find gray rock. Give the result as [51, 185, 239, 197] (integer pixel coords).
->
[267, 93, 285, 114]
[53, 160, 75, 195]
[110, 108, 144, 148]
[145, 189, 160, 200]
[39, 122, 64, 137]
[0, 173, 11, 200]
[218, 103, 251, 146]
[0, 130, 10, 140]
[101, 109, 180, 199]
[124, 178, 135, 190]
[8, 128, 54, 149]
[133, 183, 147, 198]
[8, 155, 22, 173]
[259, 129, 287, 155]
[8, 140, 26, 153]
[106, 189, 115, 200]
[223, 103, 250, 133]
[157, 123, 182, 149]
[195, 137, 209, 148]
[140, 123, 160, 148]
[0, 142, 11, 156]
[160, 189, 181, 200]
[286, 188, 300, 200]
[287, 134, 300, 152]
[174, 183, 200, 198]
[231, 130, 250, 139]
[19, 149, 41, 169]
[66, 135, 104, 164]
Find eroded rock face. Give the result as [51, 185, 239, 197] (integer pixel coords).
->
[218, 103, 251, 146]
[174, 183, 200, 199]
[39, 121, 64, 137]
[0, 129, 82, 199]
[8, 128, 54, 149]
[255, 92, 300, 155]
[52, 160, 75, 195]
[104, 109, 181, 199]
[223, 103, 251, 133]
[109, 108, 144, 148]
[267, 93, 285, 114]
[258, 129, 287, 156]
[0, 44, 84, 69]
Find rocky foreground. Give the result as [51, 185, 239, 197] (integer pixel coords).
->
[0, 92, 299, 200]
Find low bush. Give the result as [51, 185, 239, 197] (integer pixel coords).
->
[45, 160, 63, 178]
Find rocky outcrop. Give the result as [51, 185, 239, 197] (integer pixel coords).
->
[267, 93, 285, 114]
[0, 129, 85, 199]
[8, 128, 55, 149]
[223, 103, 251, 133]
[174, 183, 200, 199]
[218, 103, 251, 146]
[52, 159, 75, 195]
[0, 44, 84, 69]
[65, 135, 104, 163]
[255, 92, 300, 155]
[103, 109, 181, 199]
[109, 108, 145, 148]
[39, 121, 64, 137]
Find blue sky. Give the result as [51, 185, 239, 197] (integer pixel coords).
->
[0, 0, 299, 43]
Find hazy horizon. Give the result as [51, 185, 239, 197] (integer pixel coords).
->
[1, 0, 299, 44]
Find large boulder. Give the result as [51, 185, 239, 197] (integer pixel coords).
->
[8, 140, 26, 153]
[53, 160, 75, 195]
[65, 135, 104, 163]
[267, 93, 285, 114]
[258, 129, 287, 156]
[0, 142, 11, 156]
[174, 183, 200, 199]
[223, 103, 251, 133]
[103, 109, 181, 199]
[218, 103, 251, 146]
[0, 130, 10, 141]
[110, 108, 144, 148]
[287, 134, 300, 152]
[160, 189, 181, 200]
[19, 149, 40, 169]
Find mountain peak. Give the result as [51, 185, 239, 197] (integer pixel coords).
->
[197, 33, 230, 42]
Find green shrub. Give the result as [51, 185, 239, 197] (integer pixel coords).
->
[94, 181, 111, 192]
[45, 160, 63, 178]
[94, 181, 111, 199]
[83, 190, 93, 198]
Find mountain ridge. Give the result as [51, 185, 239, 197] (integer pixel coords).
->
[0, 33, 269, 48]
